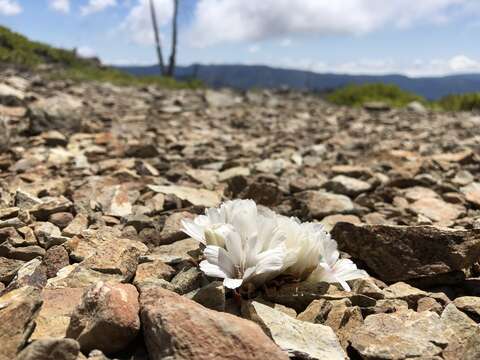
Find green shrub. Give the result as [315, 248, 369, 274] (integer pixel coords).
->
[436, 93, 480, 112]
[0, 26, 201, 89]
[326, 83, 425, 108]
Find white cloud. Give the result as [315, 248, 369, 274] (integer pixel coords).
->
[77, 46, 97, 58]
[188, 0, 479, 47]
[0, 0, 21, 15]
[49, 0, 70, 13]
[81, 0, 117, 15]
[270, 54, 480, 77]
[248, 44, 261, 53]
[121, 0, 173, 45]
[448, 55, 480, 72]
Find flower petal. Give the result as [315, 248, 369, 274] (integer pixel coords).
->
[223, 277, 243, 289]
[203, 245, 235, 275]
[199, 260, 229, 279]
[255, 247, 286, 275]
[181, 219, 205, 244]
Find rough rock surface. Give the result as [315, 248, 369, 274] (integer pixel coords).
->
[0, 286, 42, 359]
[66, 282, 140, 354]
[140, 287, 288, 360]
[2, 69, 480, 359]
[333, 223, 480, 283]
[243, 300, 346, 359]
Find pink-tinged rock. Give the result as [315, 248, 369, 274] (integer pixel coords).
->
[66, 282, 140, 354]
[31, 287, 84, 340]
[409, 197, 465, 224]
[0, 286, 42, 359]
[140, 287, 289, 360]
[461, 182, 480, 207]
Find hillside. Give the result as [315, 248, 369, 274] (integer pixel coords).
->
[119, 63, 480, 100]
[0, 26, 198, 89]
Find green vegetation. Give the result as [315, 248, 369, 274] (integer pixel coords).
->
[0, 26, 201, 89]
[326, 83, 425, 108]
[436, 93, 480, 112]
[326, 82, 480, 112]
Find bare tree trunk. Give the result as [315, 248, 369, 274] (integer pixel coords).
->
[149, 0, 165, 76]
[166, 0, 179, 77]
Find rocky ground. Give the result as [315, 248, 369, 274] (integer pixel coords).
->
[1, 67, 480, 360]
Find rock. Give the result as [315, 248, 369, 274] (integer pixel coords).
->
[34, 222, 69, 249]
[31, 287, 84, 340]
[254, 158, 288, 174]
[324, 175, 371, 196]
[64, 229, 115, 262]
[66, 282, 140, 354]
[363, 101, 391, 111]
[43, 245, 70, 278]
[45, 264, 124, 289]
[16, 338, 81, 360]
[297, 191, 354, 218]
[80, 238, 143, 282]
[218, 166, 250, 182]
[6, 257, 47, 291]
[0, 83, 25, 105]
[350, 309, 450, 359]
[432, 149, 474, 164]
[158, 211, 194, 245]
[363, 298, 409, 316]
[42, 130, 69, 147]
[243, 300, 346, 360]
[145, 238, 200, 265]
[140, 287, 288, 360]
[170, 266, 204, 295]
[0, 242, 46, 261]
[242, 181, 283, 206]
[441, 303, 480, 359]
[62, 214, 88, 237]
[407, 101, 427, 113]
[409, 197, 464, 224]
[333, 223, 480, 284]
[297, 299, 333, 323]
[0, 286, 42, 359]
[148, 184, 221, 208]
[350, 278, 385, 300]
[190, 281, 226, 311]
[452, 296, 480, 321]
[27, 94, 84, 135]
[0, 256, 24, 283]
[133, 260, 176, 287]
[29, 197, 73, 220]
[461, 182, 480, 207]
[417, 297, 443, 314]
[49, 212, 74, 229]
[99, 185, 137, 218]
[323, 301, 364, 349]
[205, 90, 238, 107]
[383, 282, 427, 307]
[263, 282, 331, 312]
[320, 214, 361, 232]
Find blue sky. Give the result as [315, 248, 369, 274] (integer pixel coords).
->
[1, 0, 480, 76]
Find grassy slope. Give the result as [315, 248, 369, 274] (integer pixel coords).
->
[0, 26, 200, 89]
[326, 82, 480, 111]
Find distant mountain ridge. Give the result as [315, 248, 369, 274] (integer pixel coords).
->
[117, 64, 480, 100]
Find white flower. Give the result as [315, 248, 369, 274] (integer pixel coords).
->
[199, 217, 289, 289]
[276, 216, 326, 280]
[306, 232, 368, 291]
[181, 199, 258, 247]
[182, 199, 368, 291]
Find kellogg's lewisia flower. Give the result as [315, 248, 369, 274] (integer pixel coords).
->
[181, 199, 367, 290]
